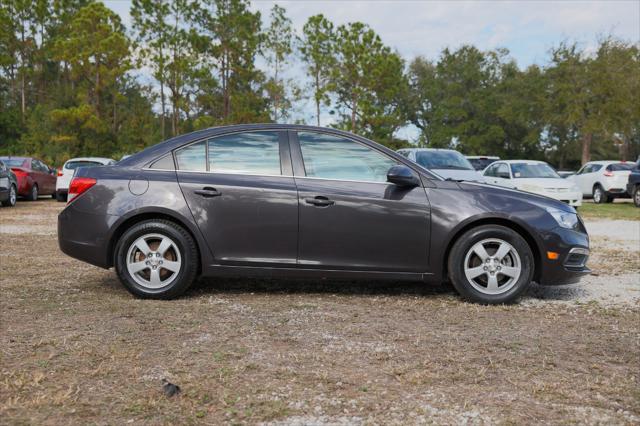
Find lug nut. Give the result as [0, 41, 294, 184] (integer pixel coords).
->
[156, 253, 161, 257]
[145, 261, 150, 265]
[152, 265, 157, 270]
[483, 266, 488, 271]
[159, 260, 163, 265]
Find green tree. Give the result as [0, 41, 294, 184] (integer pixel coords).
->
[197, 0, 267, 124]
[263, 4, 293, 122]
[131, 0, 171, 139]
[332, 22, 407, 143]
[298, 14, 335, 126]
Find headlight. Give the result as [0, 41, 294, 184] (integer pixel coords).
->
[546, 207, 579, 229]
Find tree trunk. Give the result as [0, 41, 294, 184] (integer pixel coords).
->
[160, 76, 166, 141]
[581, 132, 592, 165]
[351, 92, 357, 133]
[315, 72, 320, 126]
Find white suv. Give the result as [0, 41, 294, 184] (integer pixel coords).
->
[56, 157, 116, 201]
[568, 161, 635, 203]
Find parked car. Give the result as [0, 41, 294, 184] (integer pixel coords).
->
[0, 156, 57, 200]
[626, 161, 640, 207]
[466, 156, 500, 171]
[56, 157, 116, 201]
[0, 159, 18, 207]
[568, 161, 635, 203]
[483, 160, 582, 207]
[58, 125, 590, 304]
[557, 171, 577, 179]
[397, 148, 484, 182]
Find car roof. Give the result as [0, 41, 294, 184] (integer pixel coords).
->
[466, 156, 500, 159]
[398, 148, 460, 153]
[499, 160, 548, 165]
[116, 124, 444, 180]
[586, 160, 626, 165]
[64, 157, 115, 164]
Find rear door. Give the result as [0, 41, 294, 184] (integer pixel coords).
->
[176, 130, 298, 267]
[291, 130, 430, 272]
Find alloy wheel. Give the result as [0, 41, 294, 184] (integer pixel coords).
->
[126, 233, 182, 289]
[463, 238, 522, 295]
[593, 187, 602, 203]
[9, 185, 16, 206]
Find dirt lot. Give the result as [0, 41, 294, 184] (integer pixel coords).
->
[1, 200, 639, 425]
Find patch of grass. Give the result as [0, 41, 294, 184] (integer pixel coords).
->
[578, 202, 640, 220]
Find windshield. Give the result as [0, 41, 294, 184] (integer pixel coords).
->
[416, 151, 474, 171]
[468, 158, 498, 171]
[65, 160, 104, 170]
[1, 158, 27, 167]
[510, 163, 560, 179]
[606, 163, 634, 172]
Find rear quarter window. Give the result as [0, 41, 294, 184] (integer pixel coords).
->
[606, 163, 634, 172]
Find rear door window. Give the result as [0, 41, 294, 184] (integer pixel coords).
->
[208, 132, 281, 175]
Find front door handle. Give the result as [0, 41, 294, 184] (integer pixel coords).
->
[305, 196, 334, 207]
[194, 187, 222, 198]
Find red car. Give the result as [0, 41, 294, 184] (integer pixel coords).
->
[0, 157, 57, 200]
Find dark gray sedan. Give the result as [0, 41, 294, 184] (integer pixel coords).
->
[58, 125, 590, 304]
[0, 159, 18, 207]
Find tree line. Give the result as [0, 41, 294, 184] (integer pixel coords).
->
[1, 0, 638, 169]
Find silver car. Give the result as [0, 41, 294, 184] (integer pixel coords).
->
[397, 148, 485, 182]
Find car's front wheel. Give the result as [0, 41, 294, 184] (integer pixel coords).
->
[114, 220, 199, 299]
[448, 225, 534, 304]
[633, 186, 640, 208]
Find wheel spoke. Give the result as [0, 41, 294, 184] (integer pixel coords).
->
[465, 265, 486, 280]
[156, 237, 172, 256]
[472, 243, 490, 261]
[149, 269, 163, 286]
[487, 274, 499, 291]
[161, 260, 181, 273]
[500, 266, 520, 278]
[129, 261, 148, 274]
[134, 237, 152, 255]
[494, 242, 511, 261]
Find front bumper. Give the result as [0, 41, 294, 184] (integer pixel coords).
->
[543, 191, 583, 207]
[538, 225, 590, 286]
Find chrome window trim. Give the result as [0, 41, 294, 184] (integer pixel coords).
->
[141, 167, 402, 185]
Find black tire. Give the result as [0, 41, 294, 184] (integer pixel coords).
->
[592, 185, 606, 204]
[26, 184, 38, 201]
[633, 186, 640, 208]
[114, 219, 199, 299]
[448, 225, 534, 304]
[56, 191, 67, 202]
[51, 192, 56, 199]
[1, 184, 17, 207]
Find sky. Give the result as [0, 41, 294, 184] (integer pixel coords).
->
[104, 0, 640, 139]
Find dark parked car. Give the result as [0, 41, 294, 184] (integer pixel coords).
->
[0, 156, 57, 200]
[58, 125, 590, 304]
[627, 160, 640, 207]
[0, 159, 18, 207]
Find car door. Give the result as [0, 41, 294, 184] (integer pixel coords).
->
[38, 160, 56, 193]
[31, 160, 48, 193]
[291, 130, 430, 272]
[176, 130, 298, 267]
[572, 164, 592, 195]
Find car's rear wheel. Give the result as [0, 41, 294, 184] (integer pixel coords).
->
[114, 220, 198, 299]
[1, 184, 16, 207]
[27, 184, 38, 201]
[592, 184, 613, 204]
[448, 225, 534, 304]
[56, 191, 66, 202]
[633, 186, 640, 208]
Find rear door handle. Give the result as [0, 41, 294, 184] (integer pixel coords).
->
[194, 187, 221, 198]
[305, 196, 334, 207]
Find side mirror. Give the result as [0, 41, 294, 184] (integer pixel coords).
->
[387, 165, 420, 187]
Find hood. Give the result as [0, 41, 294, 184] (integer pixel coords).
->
[432, 169, 485, 182]
[513, 177, 578, 190]
[458, 180, 577, 213]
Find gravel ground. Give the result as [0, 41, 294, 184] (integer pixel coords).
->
[1, 200, 638, 425]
